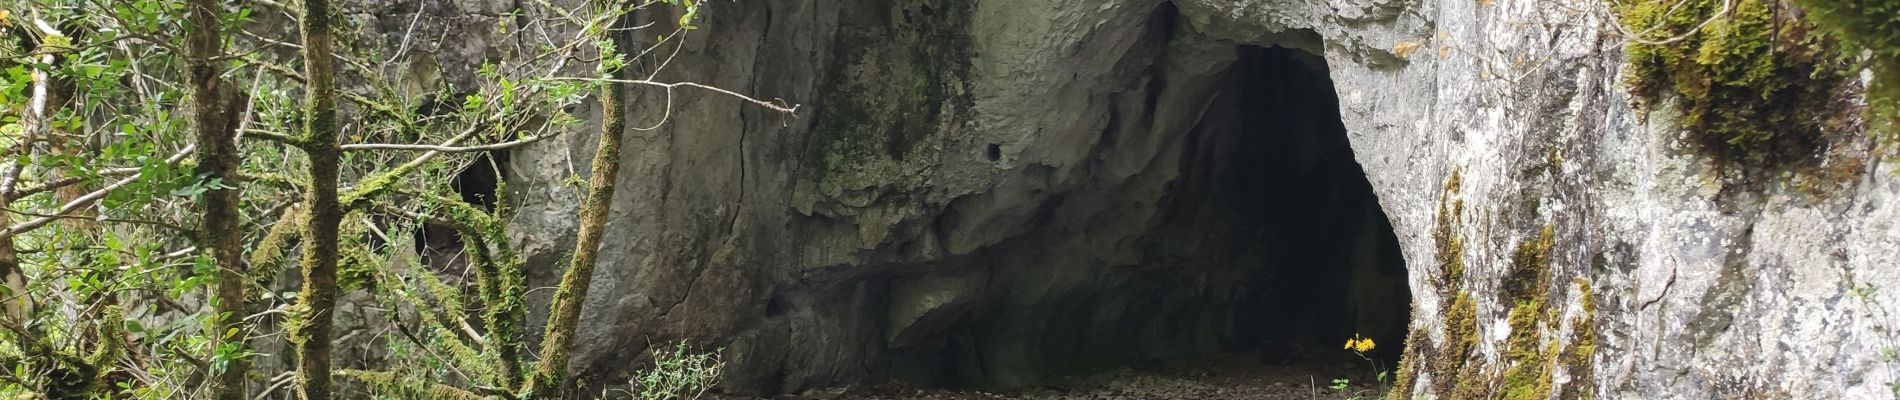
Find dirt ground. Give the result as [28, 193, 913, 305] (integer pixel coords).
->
[768, 354, 1389, 400]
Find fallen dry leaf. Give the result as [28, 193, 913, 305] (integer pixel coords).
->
[1392, 41, 1425, 58]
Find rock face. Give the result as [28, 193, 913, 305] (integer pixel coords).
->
[493, 0, 1897, 397]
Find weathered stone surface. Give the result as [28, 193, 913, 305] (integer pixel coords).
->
[477, 0, 1898, 397]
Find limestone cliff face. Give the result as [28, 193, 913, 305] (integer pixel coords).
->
[490, 0, 1897, 397]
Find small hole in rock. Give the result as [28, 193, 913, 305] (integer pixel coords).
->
[766, 293, 788, 317]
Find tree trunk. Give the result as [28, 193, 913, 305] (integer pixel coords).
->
[290, 0, 343, 397]
[0, 159, 25, 325]
[462, 223, 524, 389]
[524, 9, 634, 398]
[0, 172, 25, 324]
[0, 36, 62, 328]
[185, 0, 250, 398]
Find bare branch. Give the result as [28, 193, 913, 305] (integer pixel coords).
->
[1, 208, 197, 238]
[252, 372, 297, 400]
[241, 129, 307, 147]
[341, 131, 561, 153]
[245, 0, 291, 14]
[337, 123, 484, 208]
[0, 144, 197, 240]
[547, 77, 800, 114]
[1602, 0, 1734, 46]
[243, 56, 425, 136]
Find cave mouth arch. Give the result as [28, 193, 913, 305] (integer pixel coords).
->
[1203, 44, 1412, 364]
[880, 42, 1413, 390]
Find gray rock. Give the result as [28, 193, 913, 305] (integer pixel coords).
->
[461, 0, 1898, 397]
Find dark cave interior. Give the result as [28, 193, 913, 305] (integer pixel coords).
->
[883, 44, 1414, 390]
[1204, 45, 1411, 363]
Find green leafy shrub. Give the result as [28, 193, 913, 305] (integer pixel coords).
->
[618, 341, 726, 400]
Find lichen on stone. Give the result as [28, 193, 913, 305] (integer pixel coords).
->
[797, 0, 977, 210]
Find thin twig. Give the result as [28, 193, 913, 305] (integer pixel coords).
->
[384, 6, 428, 66]
[547, 77, 799, 114]
[241, 129, 307, 147]
[1601, 0, 1733, 46]
[341, 132, 560, 153]
[0, 208, 196, 237]
[253, 371, 297, 400]
[0, 144, 197, 240]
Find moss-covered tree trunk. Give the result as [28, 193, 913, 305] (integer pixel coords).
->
[0, 33, 65, 329]
[290, 0, 343, 396]
[463, 225, 524, 389]
[185, 0, 249, 398]
[0, 174, 24, 324]
[0, 154, 26, 325]
[1, 30, 84, 397]
[524, 8, 633, 398]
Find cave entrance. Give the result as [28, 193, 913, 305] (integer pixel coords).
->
[883, 43, 1413, 391]
[1195, 45, 1411, 364]
[1093, 43, 1412, 378]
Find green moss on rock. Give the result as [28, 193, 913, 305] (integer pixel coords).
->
[1388, 325, 1424, 400]
[1418, 170, 1483, 399]
[1434, 291, 1480, 398]
[1450, 357, 1491, 400]
[1434, 170, 1466, 288]
[1503, 225, 1554, 301]
[1500, 342, 1558, 400]
[1794, 0, 1900, 155]
[1499, 226, 1556, 400]
[1406, 170, 1598, 399]
[1614, 0, 1857, 167]
[1561, 278, 1598, 399]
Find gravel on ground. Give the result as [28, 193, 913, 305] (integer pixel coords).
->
[765, 354, 1389, 400]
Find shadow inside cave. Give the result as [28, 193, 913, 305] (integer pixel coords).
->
[877, 42, 1414, 390]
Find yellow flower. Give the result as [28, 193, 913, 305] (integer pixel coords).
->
[1344, 334, 1377, 353]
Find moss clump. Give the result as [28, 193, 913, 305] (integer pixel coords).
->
[1615, 0, 1857, 167]
[1502, 225, 1555, 301]
[1417, 169, 1483, 398]
[335, 216, 384, 292]
[1434, 170, 1466, 288]
[1388, 326, 1425, 400]
[1794, 0, 1900, 154]
[1433, 291, 1480, 397]
[39, 353, 103, 400]
[1561, 278, 1599, 399]
[1500, 307, 1554, 400]
[1500, 343, 1558, 400]
[1498, 226, 1557, 400]
[247, 206, 301, 280]
[1449, 358, 1490, 400]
